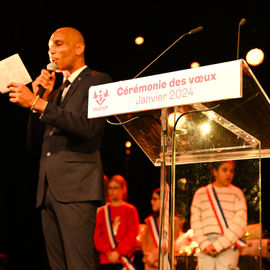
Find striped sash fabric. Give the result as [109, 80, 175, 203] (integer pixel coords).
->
[145, 214, 171, 270]
[104, 204, 137, 270]
[163, 183, 171, 270]
[205, 184, 246, 249]
[145, 183, 171, 270]
[145, 216, 159, 248]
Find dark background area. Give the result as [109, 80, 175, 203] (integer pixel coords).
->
[0, 1, 269, 269]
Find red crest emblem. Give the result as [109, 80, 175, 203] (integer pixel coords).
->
[93, 89, 109, 105]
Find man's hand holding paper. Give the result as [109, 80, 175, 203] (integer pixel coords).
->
[0, 54, 32, 94]
[7, 82, 35, 108]
[3, 54, 56, 114]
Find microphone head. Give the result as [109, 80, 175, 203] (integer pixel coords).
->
[47, 62, 58, 72]
[189, 26, 204, 35]
[239, 18, 246, 26]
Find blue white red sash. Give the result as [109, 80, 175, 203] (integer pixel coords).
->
[163, 183, 171, 270]
[104, 204, 136, 270]
[145, 216, 159, 248]
[145, 184, 171, 269]
[205, 184, 246, 249]
[145, 214, 171, 270]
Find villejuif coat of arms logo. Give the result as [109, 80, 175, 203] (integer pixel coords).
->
[93, 89, 109, 105]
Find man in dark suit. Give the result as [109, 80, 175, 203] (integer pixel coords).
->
[8, 27, 112, 270]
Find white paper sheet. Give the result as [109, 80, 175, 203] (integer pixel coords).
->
[0, 53, 32, 94]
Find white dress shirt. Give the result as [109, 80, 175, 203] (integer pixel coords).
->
[61, 65, 87, 101]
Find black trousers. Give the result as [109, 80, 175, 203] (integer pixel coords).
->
[41, 184, 98, 270]
[99, 264, 123, 270]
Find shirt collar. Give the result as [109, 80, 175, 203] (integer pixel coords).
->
[64, 65, 87, 83]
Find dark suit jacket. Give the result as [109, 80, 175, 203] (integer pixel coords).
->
[30, 67, 112, 207]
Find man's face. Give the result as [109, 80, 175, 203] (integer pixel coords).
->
[48, 30, 77, 72]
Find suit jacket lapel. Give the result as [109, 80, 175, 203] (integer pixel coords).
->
[48, 86, 62, 105]
[60, 67, 91, 107]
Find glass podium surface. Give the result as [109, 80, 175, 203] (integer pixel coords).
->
[114, 60, 266, 269]
[174, 159, 261, 270]
[116, 60, 269, 165]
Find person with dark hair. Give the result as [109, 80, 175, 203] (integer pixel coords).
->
[141, 188, 184, 270]
[191, 160, 247, 270]
[7, 27, 112, 270]
[94, 175, 140, 270]
[141, 188, 161, 270]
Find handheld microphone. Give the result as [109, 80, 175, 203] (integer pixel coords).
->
[236, 18, 246, 59]
[36, 62, 58, 97]
[133, 26, 204, 78]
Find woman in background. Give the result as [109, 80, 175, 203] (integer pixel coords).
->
[141, 188, 161, 270]
[94, 174, 139, 270]
[141, 188, 184, 270]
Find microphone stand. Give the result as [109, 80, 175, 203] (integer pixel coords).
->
[105, 26, 204, 270]
[170, 105, 219, 270]
[236, 18, 246, 60]
[133, 26, 203, 79]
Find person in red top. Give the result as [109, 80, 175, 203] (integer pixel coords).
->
[94, 174, 140, 270]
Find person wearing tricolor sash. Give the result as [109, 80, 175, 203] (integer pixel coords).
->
[141, 188, 184, 270]
[94, 174, 140, 270]
[191, 161, 247, 270]
[141, 188, 161, 270]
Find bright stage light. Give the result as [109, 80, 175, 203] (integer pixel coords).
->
[168, 112, 186, 129]
[200, 123, 210, 135]
[135, 36, 144, 45]
[190, 62, 200, 68]
[246, 48, 264, 66]
[125, 140, 132, 148]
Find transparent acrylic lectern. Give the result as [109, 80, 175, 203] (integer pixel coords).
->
[115, 60, 268, 270]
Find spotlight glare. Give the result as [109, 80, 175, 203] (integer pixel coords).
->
[200, 123, 210, 135]
[125, 140, 132, 148]
[190, 61, 200, 68]
[246, 48, 264, 66]
[168, 112, 186, 129]
[206, 111, 216, 120]
[135, 36, 144, 45]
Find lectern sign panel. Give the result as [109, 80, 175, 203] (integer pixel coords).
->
[88, 60, 242, 119]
